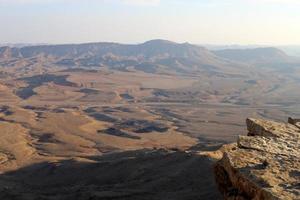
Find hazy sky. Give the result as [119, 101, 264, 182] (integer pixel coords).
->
[0, 0, 299, 45]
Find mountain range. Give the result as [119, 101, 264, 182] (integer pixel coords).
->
[1, 40, 298, 75]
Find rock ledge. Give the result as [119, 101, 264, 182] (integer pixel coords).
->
[215, 118, 300, 200]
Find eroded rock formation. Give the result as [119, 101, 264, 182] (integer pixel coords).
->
[215, 118, 300, 200]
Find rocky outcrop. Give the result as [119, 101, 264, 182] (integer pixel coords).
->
[214, 118, 300, 200]
[288, 117, 300, 129]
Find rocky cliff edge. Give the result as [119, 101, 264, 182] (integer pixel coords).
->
[214, 118, 300, 200]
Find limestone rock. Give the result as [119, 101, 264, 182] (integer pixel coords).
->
[215, 118, 300, 200]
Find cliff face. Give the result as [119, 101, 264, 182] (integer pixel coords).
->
[214, 118, 300, 200]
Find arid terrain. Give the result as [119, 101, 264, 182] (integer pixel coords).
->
[0, 40, 299, 199]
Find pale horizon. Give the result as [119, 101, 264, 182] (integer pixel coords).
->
[1, 40, 300, 48]
[1, 0, 300, 45]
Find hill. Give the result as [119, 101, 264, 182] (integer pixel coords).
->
[213, 47, 292, 63]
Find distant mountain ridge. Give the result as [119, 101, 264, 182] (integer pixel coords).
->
[213, 47, 293, 63]
[1, 40, 299, 74]
[0, 40, 238, 75]
[0, 40, 218, 60]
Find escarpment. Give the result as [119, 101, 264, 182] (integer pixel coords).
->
[214, 118, 300, 200]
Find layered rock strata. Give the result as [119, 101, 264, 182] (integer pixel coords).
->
[215, 118, 300, 200]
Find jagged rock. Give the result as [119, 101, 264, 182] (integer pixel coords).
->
[0, 153, 9, 165]
[246, 118, 300, 139]
[215, 118, 300, 200]
[288, 117, 300, 129]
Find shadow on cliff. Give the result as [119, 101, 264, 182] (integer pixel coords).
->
[0, 149, 222, 200]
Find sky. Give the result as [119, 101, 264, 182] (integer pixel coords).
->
[0, 0, 299, 45]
